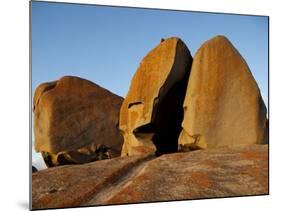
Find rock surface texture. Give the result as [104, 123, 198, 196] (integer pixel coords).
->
[33, 76, 124, 167]
[119, 37, 193, 156]
[32, 145, 268, 209]
[179, 36, 268, 150]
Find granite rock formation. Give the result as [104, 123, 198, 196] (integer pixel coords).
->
[179, 36, 268, 151]
[119, 37, 193, 156]
[32, 35, 269, 210]
[33, 76, 124, 167]
[32, 144, 268, 209]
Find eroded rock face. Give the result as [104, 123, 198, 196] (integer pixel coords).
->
[119, 37, 193, 156]
[179, 36, 268, 150]
[32, 144, 268, 209]
[33, 76, 124, 167]
[32, 155, 150, 209]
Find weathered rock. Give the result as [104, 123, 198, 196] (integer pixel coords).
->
[33, 76, 124, 167]
[102, 145, 268, 205]
[119, 37, 193, 156]
[32, 155, 151, 209]
[32, 145, 268, 209]
[179, 36, 268, 150]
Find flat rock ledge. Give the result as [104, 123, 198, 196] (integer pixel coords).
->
[32, 144, 268, 209]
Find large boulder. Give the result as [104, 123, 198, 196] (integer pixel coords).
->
[32, 144, 268, 209]
[119, 37, 193, 156]
[33, 76, 124, 167]
[179, 35, 268, 150]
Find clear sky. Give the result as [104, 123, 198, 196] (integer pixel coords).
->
[31, 1, 268, 168]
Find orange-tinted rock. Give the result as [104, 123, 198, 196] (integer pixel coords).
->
[119, 37, 193, 156]
[33, 76, 123, 167]
[99, 145, 268, 205]
[32, 155, 151, 209]
[179, 36, 268, 150]
[32, 145, 268, 209]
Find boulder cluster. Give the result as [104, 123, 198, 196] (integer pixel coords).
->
[33, 35, 268, 167]
[120, 36, 268, 156]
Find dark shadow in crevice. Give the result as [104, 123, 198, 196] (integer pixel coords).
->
[128, 101, 143, 109]
[134, 40, 193, 156]
[152, 71, 190, 156]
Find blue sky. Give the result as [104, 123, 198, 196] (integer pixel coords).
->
[31, 1, 268, 167]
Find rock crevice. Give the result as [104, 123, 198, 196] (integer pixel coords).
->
[119, 37, 193, 156]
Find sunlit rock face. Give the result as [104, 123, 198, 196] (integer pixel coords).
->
[119, 37, 193, 156]
[32, 144, 268, 209]
[179, 35, 268, 151]
[33, 76, 124, 167]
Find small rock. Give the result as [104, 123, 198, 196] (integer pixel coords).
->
[32, 166, 38, 173]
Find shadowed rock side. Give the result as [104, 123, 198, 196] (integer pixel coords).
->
[119, 37, 193, 156]
[32, 145, 268, 209]
[179, 35, 268, 151]
[32, 166, 38, 173]
[33, 76, 124, 167]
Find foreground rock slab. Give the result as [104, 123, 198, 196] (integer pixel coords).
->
[32, 155, 152, 209]
[179, 36, 268, 150]
[32, 145, 268, 209]
[119, 37, 193, 156]
[33, 76, 124, 167]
